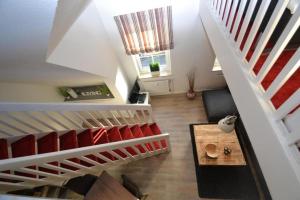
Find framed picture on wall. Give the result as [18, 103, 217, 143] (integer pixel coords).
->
[59, 84, 114, 101]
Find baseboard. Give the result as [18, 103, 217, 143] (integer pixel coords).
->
[149, 87, 227, 96]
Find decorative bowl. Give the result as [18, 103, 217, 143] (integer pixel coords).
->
[205, 144, 219, 159]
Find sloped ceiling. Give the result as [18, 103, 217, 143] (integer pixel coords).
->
[47, 0, 92, 58]
[47, 0, 119, 80]
[0, 0, 103, 86]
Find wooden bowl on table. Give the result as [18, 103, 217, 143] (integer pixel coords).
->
[205, 144, 219, 159]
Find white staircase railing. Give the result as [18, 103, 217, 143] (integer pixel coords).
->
[0, 133, 170, 192]
[0, 102, 171, 193]
[0, 103, 154, 139]
[200, 0, 299, 199]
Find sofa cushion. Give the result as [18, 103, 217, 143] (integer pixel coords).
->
[202, 88, 238, 122]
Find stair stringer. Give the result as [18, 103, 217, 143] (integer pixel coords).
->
[199, 1, 300, 200]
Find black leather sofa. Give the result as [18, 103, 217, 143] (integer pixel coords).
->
[202, 88, 238, 122]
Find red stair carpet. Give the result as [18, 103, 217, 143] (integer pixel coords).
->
[60, 130, 81, 171]
[253, 49, 299, 109]
[77, 129, 99, 167]
[107, 127, 127, 158]
[131, 125, 147, 153]
[37, 132, 59, 174]
[11, 135, 36, 178]
[231, 13, 299, 111]
[119, 126, 137, 156]
[93, 128, 113, 163]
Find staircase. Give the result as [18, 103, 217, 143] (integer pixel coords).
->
[0, 102, 170, 193]
[200, 0, 300, 199]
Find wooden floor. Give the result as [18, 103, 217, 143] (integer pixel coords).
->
[108, 93, 218, 200]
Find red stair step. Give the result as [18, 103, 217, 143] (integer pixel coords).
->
[60, 130, 78, 150]
[149, 123, 161, 135]
[119, 126, 137, 156]
[140, 124, 154, 137]
[150, 123, 167, 148]
[93, 129, 114, 163]
[78, 129, 93, 147]
[252, 49, 298, 109]
[0, 139, 8, 160]
[107, 127, 127, 158]
[0, 139, 19, 183]
[11, 135, 36, 178]
[120, 126, 134, 140]
[130, 125, 146, 153]
[131, 125, 145, 138]
[60, 130, 80, 171]
[77, 129, 99, 167]
[0, 139, 9, 173]
[140, 124, 160, 151]
[37, 132, 59, 174]
[93, 128, 109, 145]
[107, 127, 122, 141]
[12, 135, 35, 158]
[38, 132, 58, 153]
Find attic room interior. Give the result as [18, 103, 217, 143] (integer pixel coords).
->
[0, 0, 299, 200]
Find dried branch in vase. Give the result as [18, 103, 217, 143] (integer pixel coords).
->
[187, 68, 196, 92]
[186, 68, 196, 99]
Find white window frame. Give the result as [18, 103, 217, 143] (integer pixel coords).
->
[133, 50, 171, 76]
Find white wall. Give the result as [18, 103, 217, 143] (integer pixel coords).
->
[0, 81, 127, 104]
[171, 0, 226, 93]
[0, 82, 64, 102]
[47, 1, 130, 103]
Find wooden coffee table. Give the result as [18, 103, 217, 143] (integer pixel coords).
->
[194, 124, 246, 166]
[190, 124, 260, 199]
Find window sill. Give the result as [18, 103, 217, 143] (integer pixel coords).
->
[139, 71, 172, 80]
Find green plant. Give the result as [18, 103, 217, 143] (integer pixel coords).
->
[149, 62, 160, 72]
[98, 84, 111, 96]
[58, 87, 69, 97]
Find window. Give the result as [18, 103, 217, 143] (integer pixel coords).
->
[134, 51, 171, 75]
[212, 58, 222, 71]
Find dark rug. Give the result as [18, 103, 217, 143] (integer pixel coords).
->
[189, 124, 260, 200]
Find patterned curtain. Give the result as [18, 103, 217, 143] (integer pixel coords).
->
[114, 6, 174, 55]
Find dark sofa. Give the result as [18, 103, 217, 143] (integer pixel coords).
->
[202, 88, 272, 199]
[202, 88, 238, 122]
